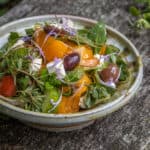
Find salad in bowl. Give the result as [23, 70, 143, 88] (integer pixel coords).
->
[0, 17, 136, 115]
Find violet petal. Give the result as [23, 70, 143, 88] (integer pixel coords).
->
[31, 39, 46, 62]
[61, 18, 76, 36]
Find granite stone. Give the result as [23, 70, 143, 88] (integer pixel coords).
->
[0, 0, 149, 150]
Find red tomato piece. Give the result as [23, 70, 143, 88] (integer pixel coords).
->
[0, 75, 16, 97]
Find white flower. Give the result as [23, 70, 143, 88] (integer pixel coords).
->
[30, 58, 42, 72]
[46, 58, 66, 79]
[11, 39, 25, 49]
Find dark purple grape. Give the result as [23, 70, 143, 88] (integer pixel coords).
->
[64, 53, 80, 71]
[99, 64, 120, 83]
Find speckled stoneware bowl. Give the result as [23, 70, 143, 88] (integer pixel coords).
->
[0, 15, 143, 132]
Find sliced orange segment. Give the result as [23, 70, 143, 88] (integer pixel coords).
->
[34, 30, 71, 62]
[80, 57, 99, 67]
[99, 44, 106, 55]
[58, 74, 91, 114]
[73, 45, 99, 67]
[75, 74, 91, 94]
[74, 45, 94, 60]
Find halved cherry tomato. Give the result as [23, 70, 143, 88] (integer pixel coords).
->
[0, 75, 16, 97]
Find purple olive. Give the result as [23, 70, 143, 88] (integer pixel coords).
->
[99, 64, 120, 83]
[63, 53, 80, 71]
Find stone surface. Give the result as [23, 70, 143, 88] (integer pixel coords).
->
[0, 0, 150, 149]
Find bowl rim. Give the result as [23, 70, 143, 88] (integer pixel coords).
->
[0, 14, 143, 119]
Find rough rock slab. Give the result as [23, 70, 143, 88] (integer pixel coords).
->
[0, 0, 150, 149]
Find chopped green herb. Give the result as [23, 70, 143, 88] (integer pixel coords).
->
[65, 68, 84, 82]
[129, 6, 141, 16]
[42, 84, 60, 113]
[129, 0, 150, 29]
[88, 21, 107, 54]
[106, 45, 120, 54]
[25, 28, 35, 36]
[117, 58, 129, 81]
[84, 84, 114, 108]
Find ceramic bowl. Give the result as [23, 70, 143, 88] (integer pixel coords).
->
[0, 15, 143, 132]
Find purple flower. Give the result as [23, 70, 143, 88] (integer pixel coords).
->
[54, 57, 62, 64]
[25, 55, 34, 60]
[31, 39, 46, 62]
[46, 58, 66, 80]
[99, 79, 116, 89]
[21, 36, 31, 43]
[61, 18, 76, 36]
[48, 29, 58, 37]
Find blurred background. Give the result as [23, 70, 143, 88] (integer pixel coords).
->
[0, 0, 149, 150]
[0, 0, 20, 16]
[0, 0, 149, 29]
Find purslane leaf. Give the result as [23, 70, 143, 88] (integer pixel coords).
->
[84, 84, 114, 108]
[88, 21, 107, 54]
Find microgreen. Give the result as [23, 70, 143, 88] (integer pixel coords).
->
[129, 0, 150, 29]
[84, 83, 114, 108]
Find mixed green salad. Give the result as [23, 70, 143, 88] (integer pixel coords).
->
[0, 18, 134, 114]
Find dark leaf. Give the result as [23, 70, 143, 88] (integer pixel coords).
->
[25, 28, 35, 36]
[64, 68, 84, 82]
[129, 6, 141, 16]
[88, 21, 107, 53]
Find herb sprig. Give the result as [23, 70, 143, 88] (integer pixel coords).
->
[129, 0, 150, 29]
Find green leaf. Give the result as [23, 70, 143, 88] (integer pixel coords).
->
[2, 32, 20, 50]
[17, 76, 31, 90]
[88, 21, 107, 54]
[40, 68, 48, 81]
[68, 21, 107, 54]
[110, 54, 117, 64]
[106, 45, 120, 54]
[40, 69, 62, 87]
[0, 32, 20, 51]
[48, 73, 62, 87]
[136, 18, 150, 29]
[143, 12, 150, 22]
[128, 0, 150, 30]
[129, 6, 141, 16]
[9, 48, 29, 69]
[84, 84, 113, 108]
[117, 57, 129, 81]
[12, 47, 29, 57]
[68, 29, 95, 48]
[42, 84, 60, 113]
[0, 43, 8, 52]
[8, 32, 19, 43]
[25, 28, 34, 36]
[65, 68, 84, 82]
